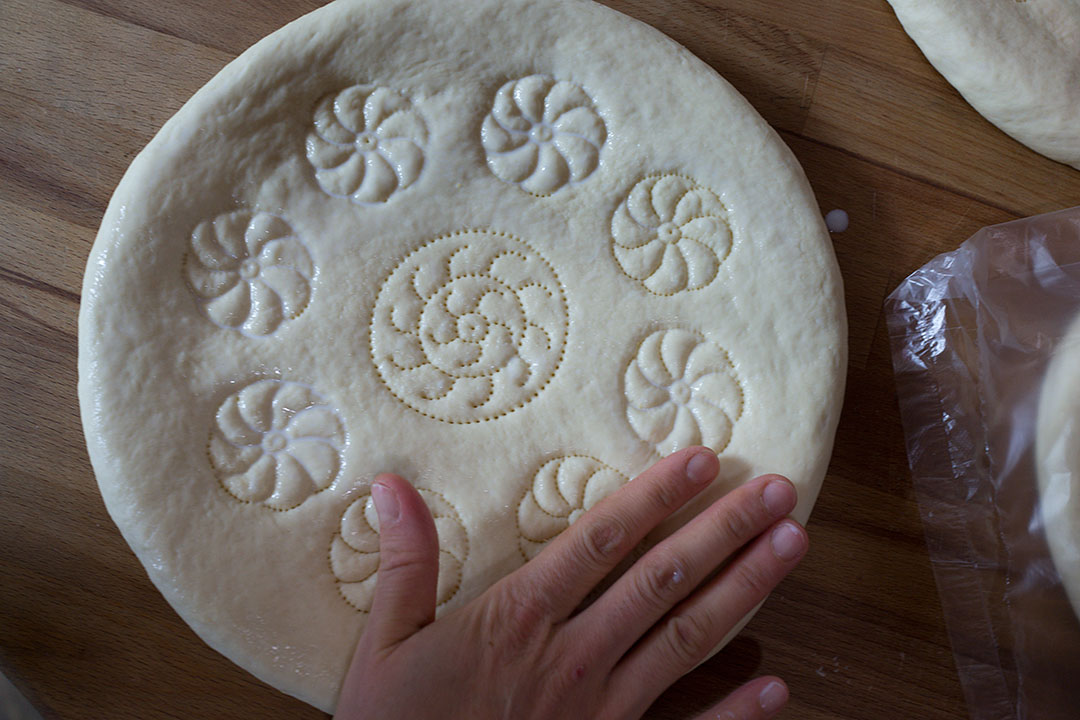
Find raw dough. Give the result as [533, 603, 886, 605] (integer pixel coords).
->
[78, 0, 846, 711]
[1035, 314, 1080, 619]
[885, 0, 1080, 169]
[887, 0, 1080, 169]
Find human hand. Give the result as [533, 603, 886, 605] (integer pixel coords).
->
[333, 447, 808, 720]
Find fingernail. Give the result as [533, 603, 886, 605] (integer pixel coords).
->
[759, 680, 788, 715]
[371, 482, 400, 524]
[686, 451, 718, 485]
[763, 479, 795, 515]
[770, 522, 805, 561]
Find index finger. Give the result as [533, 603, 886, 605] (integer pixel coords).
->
[512, 447, 719, 619]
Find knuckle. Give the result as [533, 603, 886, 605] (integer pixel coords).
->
[578, 515, 628, 566]
[716, 504, 757, 544]
[648, 473, 683, 510]
[506, 587, 551, 633]
[634, 551, 688, 608]
[664, 612, 711, 666]
[375, 548, 430, 576]
[484, 582, 553, 654]
[732, 559, 774, 599]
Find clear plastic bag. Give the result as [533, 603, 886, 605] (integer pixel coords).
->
[886, 207, 1080, 720]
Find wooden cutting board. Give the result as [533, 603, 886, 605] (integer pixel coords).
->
[2, 1, 1078, 718]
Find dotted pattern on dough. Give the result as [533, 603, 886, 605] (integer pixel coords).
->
[481, 74, 607, 196]
[610, 173, 733, 296]
[183, 211, 315, 336]
[207, 379, 346, 511]
[369, 229, 569, 424]
[624, 328, 744, 456]
[306, 85, 428, 205]
[516, 455, 630, 561]
[329, 487, 469, 613]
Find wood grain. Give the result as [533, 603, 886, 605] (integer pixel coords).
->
[3, 0, 1078, 718]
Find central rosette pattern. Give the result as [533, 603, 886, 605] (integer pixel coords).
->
[370, 231, 568, 422]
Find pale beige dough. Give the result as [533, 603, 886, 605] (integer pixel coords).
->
[1036, 314, 1080, 619]
[78, 0, 846, 711]
[887, 0, 1080, 169]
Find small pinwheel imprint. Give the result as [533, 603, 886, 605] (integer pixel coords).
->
[184, 211, 314, 336]
[481, 74, 607, 195]
[370, 230, 568, 423]
[612, 174, 732, 295]
[517, 456, 629, 560]
[330, 488, 468, 612]
[625, 329, 743, 455]
[306, 84, 428, 204]
[208, 380, 346, 510]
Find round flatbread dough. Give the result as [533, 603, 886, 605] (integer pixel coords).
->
[78, 0, 846, 711]
[887, 0, 1080, 169]
[1035, 314, 1080, 619]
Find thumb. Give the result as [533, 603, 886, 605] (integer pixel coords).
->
[365, 473, 440, 648]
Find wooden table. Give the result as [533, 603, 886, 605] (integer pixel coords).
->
[3, 1, 1077, 718]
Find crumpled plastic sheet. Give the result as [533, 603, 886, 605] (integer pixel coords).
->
[886, 207, 1080, 720]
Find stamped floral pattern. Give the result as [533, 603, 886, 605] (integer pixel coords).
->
[625, 329, 743, 455]
[517, 456, 629, 560]
[209, 380, 346, 510]
[370, 230, 568, 423]
[306, 85, 428, 204]
[184, 211, 314, 336]
[481, 75, 607, 195]
[612, 174, 732, 295]
[331, 488, 468, 612]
